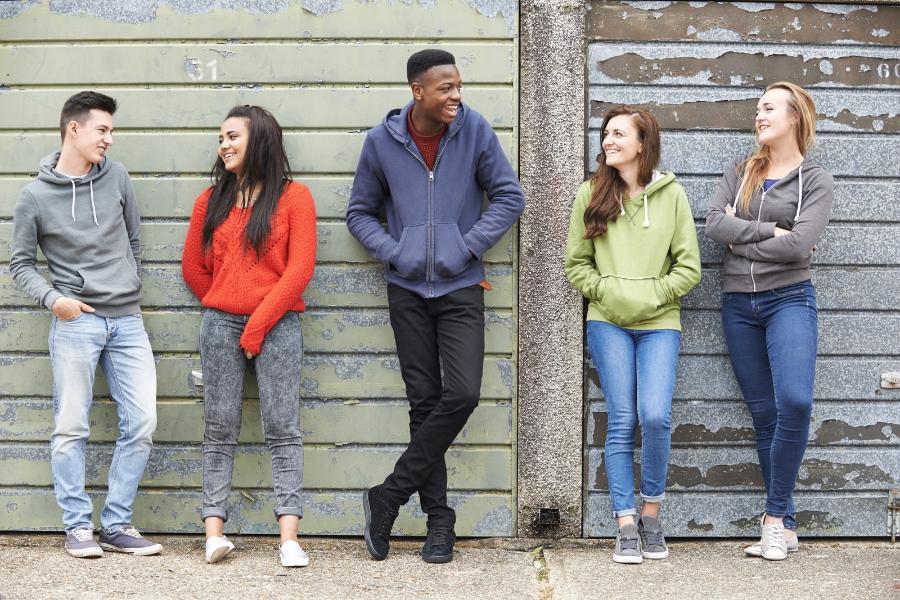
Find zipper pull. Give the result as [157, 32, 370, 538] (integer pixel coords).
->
[429, 171, 434, 182]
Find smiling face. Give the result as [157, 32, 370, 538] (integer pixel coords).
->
[411, 64, 462, 132]
[755, 87, 797, 147]
[66, 109, 114, 165]
[602, 114, 642, 171]
[218, 116, 250, 176]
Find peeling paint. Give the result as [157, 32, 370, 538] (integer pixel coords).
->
[301, 0, 340, 16]
[687, 518, 713, 531]
[731, 3, 775, 13]
[696, 27, 743, 42]
[0, 0, 38, 19]
[39, 0, 297, 23]
[465, 0, 516, 33]
[472, 504, 512, 536]
[811, 3, 877, 16]
[621, 1, 672, 9]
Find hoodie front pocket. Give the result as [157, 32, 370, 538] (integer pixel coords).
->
[77, 257, 141, 299]
[389, 225, 427, 280]
[433, 223, 473, 280]
[601, 277, 665, 326]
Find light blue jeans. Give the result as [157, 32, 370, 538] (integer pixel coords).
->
[586, 320, 681, 518]
[49, 312, 157, 534]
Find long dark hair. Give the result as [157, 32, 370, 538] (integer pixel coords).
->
[583, 106, 660, 238]
[202, 105, 292, 254]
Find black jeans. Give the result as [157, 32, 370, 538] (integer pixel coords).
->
[381, 283, 485, 529]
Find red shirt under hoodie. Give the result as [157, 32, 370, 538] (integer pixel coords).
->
[181, 181, 317, 354]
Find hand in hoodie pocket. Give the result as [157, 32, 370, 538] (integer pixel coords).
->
[389, 225, 427, 280]
[433, 223, 473, 280]
[601, 276, 665, 326]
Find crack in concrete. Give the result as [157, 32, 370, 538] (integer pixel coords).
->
[529, 545, 555, 599]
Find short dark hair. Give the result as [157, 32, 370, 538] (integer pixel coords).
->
[59, 91, 117, 142]
[407, 49, 456, 84]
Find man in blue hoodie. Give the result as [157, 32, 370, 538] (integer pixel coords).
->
[10, 92, 161, 558]
[347, 49, 524, 563]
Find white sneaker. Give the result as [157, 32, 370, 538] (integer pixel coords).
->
[205, 535, 234, 564]
[279, 540, 309, 567]
[759, 520, 788, 561]
[745, 532, 799, 557]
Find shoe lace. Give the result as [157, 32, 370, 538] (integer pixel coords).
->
[618, 533, 640, 552]
[431, 529, 451, 548]
[72, 529, 93, 542]
[762, 523, 784, 548]
[122, 526, 143, 538]
[377, 504, 398, 538]
[641, 526, 664, 548]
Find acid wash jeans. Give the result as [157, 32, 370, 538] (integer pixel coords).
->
[49, 312, 157, 534]
[199, 309, 304, 523]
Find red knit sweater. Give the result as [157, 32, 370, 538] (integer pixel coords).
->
[181, 181, 317, 354]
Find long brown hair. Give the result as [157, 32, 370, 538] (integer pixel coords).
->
[737, 82, 817, 213]
[584, 106, 661, 238]
[203, 105, 293, 254]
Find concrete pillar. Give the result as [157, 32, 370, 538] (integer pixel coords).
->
[517, 0, 587, 538]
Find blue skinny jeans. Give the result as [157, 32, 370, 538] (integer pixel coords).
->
[586, 320, 681, 518]
[721, 280, 818, 530]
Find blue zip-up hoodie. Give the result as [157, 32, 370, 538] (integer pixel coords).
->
[346, 101, 525, 298]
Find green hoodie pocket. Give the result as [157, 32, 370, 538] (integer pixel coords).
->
[601, 276, 665, 326]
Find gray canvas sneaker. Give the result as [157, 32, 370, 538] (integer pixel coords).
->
[65, 527, 103, 558]
[637, 515, 669, 559]
[613, 523, 643, 564]
[99, 526, 162, 556]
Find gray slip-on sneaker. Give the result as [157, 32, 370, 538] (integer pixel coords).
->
[613, 523, 643, 564]
[637, 515, 669, 559]
[99, 526, 162, 556]
[65, 527, 103, 558]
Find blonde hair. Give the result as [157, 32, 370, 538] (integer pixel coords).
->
[737, 82, 817, 212]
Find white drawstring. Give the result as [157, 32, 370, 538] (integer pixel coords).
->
[70, 179, 76, 222]
[68, 178, 99, 225]
[89, 180, 98, 225]
[642, 192, 650, 228]
[794, 166, 803, 220]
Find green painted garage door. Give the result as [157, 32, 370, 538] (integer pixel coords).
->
[0, 0, 519, 536]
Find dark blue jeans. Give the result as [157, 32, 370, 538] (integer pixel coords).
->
[720, 280, 818, 530]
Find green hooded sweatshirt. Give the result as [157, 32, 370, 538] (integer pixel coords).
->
[565, 171, 701, 330]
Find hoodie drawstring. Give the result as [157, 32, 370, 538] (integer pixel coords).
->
[794, 166, 803, 220]
[70, 180, 77, 222]
[642, 192, 650, 228]
[89, 180, 98, 226]
[69, 178, 99, 226]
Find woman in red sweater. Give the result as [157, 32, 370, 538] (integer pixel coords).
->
[181, 105, 316, 567]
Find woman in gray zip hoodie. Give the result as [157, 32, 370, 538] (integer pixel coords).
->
[706, 82, 833, 561]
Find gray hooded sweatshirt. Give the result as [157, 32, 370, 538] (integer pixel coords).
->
[706, 156, 833, 293]
[10, 152, 143, 317]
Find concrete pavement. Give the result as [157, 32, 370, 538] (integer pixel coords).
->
[0, 535, 896, 599]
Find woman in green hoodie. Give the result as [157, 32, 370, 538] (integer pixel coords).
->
[566, 106, 700, 564]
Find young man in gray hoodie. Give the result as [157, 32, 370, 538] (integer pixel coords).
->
[10, 91, 161, 558]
